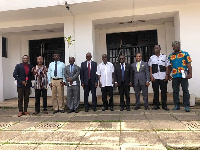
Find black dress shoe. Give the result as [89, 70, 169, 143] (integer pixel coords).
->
[152, 106, 160, 110]
[85, 108, 89, 112]
[93, 108, 97, 112]
[134, 106, 140, 110]
[53, 110, 59, 114]
[60, 110, 65, 113]
[110, 106, 114, 111]
[126, 107, 130, 111]
[67, 109, 72, 113]
[162, 106, 169, 111]
[102, 107, 108, 111]
[75, 108, 79, 113]
[145, 106, 150, 110]
[120, 107, 124, 111]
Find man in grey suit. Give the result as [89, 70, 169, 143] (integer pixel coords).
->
[64, 57, 80, 113]
[131, 53, 150, 110]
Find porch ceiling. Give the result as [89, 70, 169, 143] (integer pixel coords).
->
[0, 0, 199, 23]
[1, 23, 64, 35]
[94, 12, 176, 29]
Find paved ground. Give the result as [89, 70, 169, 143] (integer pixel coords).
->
[0, 94, 200, 150]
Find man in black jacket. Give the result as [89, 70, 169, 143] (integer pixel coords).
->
[13, 55, 32, 117]
[115, 55, 132, 111]
[80, 52, 98, 112]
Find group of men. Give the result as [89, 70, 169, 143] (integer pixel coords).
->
[13, 41, 192, 117]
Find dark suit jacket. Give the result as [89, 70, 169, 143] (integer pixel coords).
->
[131, 61, 150, 86]
[13, 63, 33, 88]
[114, 63, 131, 86]
[64, 64, 80, 86]
[80, 61, 98, 86]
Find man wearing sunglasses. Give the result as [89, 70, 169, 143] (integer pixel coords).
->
[114, 55, 132, 111]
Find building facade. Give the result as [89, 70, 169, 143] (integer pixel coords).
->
[0, 0, 200, 102]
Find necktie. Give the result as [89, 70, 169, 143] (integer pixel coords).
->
[70, 65, 73, 77]
[137, 62, 140, 72]
[122, 64, 124, 82]
[88, 62, 91, 79]
[54, 61, 57, 77]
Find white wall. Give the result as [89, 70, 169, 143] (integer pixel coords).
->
[178, 3, 200, 97]
[2, 35, 22, 99]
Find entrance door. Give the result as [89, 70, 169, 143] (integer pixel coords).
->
[106, 30, 157, 65]
[29, 37, 65, 67]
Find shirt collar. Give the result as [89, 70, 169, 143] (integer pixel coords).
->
[23, 63, 29, 66]
[172, 50, 182, 55]
[102, 62, 108, 65]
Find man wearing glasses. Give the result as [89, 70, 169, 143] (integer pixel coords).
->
[114, 55, 132, 111]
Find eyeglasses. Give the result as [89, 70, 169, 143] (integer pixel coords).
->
[120, 58, 125, 60]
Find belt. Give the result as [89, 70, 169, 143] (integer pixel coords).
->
[52, 78, 63, 80]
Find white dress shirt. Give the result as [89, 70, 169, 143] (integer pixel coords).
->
[87, 60, 92, 69]
[148, 54, 170, 80]
[96, 62, 114, 87]
[136, 61, 142, 68]
[120, 63, 125, 69]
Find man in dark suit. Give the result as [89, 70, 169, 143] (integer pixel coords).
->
[13, 55, 33, 117]
[80, 52, 98, 112]
[131, 53, 150, 110]
[65, 57, 80, 113]
[114, 55, 132, 111]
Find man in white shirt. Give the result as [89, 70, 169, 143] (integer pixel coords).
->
[148, 45, 170, 111]
[97, 54, 115, 111]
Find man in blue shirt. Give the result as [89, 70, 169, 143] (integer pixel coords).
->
[168, 41, 192, 112]
[47, 52, 66, 114]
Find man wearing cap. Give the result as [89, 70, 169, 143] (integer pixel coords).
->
[168, 41, 192, 112]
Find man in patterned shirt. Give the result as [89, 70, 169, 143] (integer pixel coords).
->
[32, 56, 48, 115]
[168, 41, 192, 112]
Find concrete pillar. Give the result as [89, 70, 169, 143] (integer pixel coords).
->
[177, 3, 200, 98]
[0, 35, 4, 102]
[74, 16, 95, 102]
[64, 16, 75, 63]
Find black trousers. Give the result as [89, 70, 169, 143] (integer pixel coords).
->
[101, 86, 113, 107]
[118, 82, 130, 108]
[152, 79, 168, 107]
[172, 77, 190, 107]
[84, 79, 97, 109]
[35, 89, 47, 112]
[17, 87, 30, 112]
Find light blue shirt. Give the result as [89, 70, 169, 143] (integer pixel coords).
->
[47, 61, 66, 84]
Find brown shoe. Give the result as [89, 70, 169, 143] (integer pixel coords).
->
[43, 111, 48, 114]
[17, 112, 23, 117]
[24, 112, 30, 115]
[33, 112, 39, 115]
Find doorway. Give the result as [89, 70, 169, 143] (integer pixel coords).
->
[106, 30, 157, 65]
[29, 37, 65, 67]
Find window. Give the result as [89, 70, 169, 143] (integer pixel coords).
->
[2, 37, 7, 58]
[29, 37, 65, 67]
[106, 30, 158, 65]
